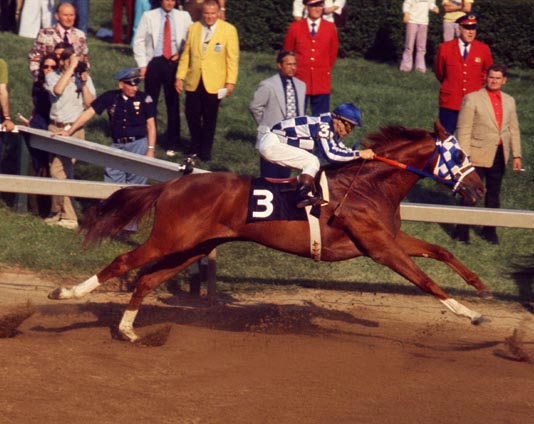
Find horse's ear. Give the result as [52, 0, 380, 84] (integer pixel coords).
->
[434, 120, 448, 140]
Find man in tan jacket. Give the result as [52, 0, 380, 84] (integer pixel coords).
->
[456, 63, 522, 245]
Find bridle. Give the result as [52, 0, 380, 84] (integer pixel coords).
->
[374, 134, 475, 194]
[334, 133, 475, 217]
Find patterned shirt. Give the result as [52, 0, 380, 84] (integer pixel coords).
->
[270, 113, 359, 164]
[28, 24, 89, 81]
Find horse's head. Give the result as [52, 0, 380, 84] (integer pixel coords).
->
[431, 121, 485, 204]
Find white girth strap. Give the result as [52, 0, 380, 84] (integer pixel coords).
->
[304, 172, 330, 261]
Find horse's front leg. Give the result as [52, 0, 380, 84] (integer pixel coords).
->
[394, 231, 492, 298]
[349, 227, 483, 324]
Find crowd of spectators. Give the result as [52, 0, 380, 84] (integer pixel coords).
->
[0, 0, 524, 241]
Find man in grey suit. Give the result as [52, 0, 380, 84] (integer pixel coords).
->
[456, 63, 523, 245]
[249, 50, 306, 178]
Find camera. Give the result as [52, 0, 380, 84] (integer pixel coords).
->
[74, 61, 88, 75]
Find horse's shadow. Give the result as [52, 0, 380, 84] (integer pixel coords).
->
[30, 292, 379, 339]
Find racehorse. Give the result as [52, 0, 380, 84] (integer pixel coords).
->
[49, 121, 491, 342]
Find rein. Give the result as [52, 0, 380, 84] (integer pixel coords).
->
[374, 155, 455, 187]
[334, 134, 471, 216]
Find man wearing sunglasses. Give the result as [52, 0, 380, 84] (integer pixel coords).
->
[53, 67, 156, 187]
[257, 102, 375, 208]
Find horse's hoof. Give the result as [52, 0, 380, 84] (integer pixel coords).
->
[48, 288, 68, 300]
[117, 326, 139, 343]
[471, 314, 484, 326]
[477, 290, 493, 300]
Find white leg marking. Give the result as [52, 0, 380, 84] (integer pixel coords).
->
[71, 275, 101, 298]
[118, 309, 139, 342]
[49, 275, 101, 300]
[440, 298, 482, 323]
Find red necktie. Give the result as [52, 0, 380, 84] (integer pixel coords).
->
[163, 14, 172, 59]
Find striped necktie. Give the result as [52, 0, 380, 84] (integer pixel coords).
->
[286, 78, 296, 119]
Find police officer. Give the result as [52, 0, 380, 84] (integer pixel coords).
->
[54, 67, 157, 185]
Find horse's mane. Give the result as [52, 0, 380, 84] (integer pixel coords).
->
[322, 125, 432, 172]
[363, 125, 430, 151]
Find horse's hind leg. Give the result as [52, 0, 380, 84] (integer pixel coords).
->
[48, 240, 170, 300]
[118, 252, 205, 342]
[395, 231, 492, 298]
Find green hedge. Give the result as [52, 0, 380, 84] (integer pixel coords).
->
[229, 0, 534, 68]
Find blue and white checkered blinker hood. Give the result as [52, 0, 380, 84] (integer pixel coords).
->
[433, 135, 475, 193]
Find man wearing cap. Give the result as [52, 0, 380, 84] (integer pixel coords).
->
[53, 67, 156, 187]
[257, 103, 375, 208]
[249, 50, 306, 178]
[133, 0, 192, 157]
[434, 13, 493, 135]
[284, 0, 338, 116]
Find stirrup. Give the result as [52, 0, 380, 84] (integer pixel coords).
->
[296, 193, 323, 208]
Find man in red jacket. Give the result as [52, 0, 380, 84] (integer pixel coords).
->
[434, 13, 492, 135]
[284, 0, 338, 116]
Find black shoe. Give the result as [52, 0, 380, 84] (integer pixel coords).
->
[459, 236, 470, 245]
[482, 233, 499, 245]
[453, 225, 470, 244]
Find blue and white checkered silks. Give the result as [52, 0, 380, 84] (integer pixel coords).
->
[433, 134, 475, 193]
[270, 113, 358, 164]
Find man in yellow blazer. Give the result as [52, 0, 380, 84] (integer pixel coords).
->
[175, 0, 239, 161]
[455, 63, 522, 245]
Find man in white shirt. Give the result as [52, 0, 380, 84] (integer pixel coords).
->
[133, 0, 192, 157]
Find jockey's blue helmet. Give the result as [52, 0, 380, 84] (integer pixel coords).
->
[332, 103, 362, 127]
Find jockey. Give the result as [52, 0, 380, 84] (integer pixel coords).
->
[257, 102, 375, 208]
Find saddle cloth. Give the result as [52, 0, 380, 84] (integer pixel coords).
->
[246, 173, 330, 261]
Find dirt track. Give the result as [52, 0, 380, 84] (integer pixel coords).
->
[1, 268, 533, 424]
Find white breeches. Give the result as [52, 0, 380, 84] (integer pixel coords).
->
[257, 132, 320, 177]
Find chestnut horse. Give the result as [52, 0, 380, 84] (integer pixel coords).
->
[49, 122, 490, 342]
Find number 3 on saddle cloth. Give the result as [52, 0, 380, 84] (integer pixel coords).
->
[246, 173, 330, 261]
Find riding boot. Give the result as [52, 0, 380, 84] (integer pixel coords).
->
[296, 174, 323, 208]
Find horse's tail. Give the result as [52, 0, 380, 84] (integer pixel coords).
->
[81, 183, 166, 246]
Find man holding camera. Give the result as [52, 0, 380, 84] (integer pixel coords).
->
[44, 47, 95, 230]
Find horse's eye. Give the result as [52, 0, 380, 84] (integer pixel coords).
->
[452, 149, 465, 164]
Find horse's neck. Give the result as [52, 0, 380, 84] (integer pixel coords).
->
[327, 162, 420, 206]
